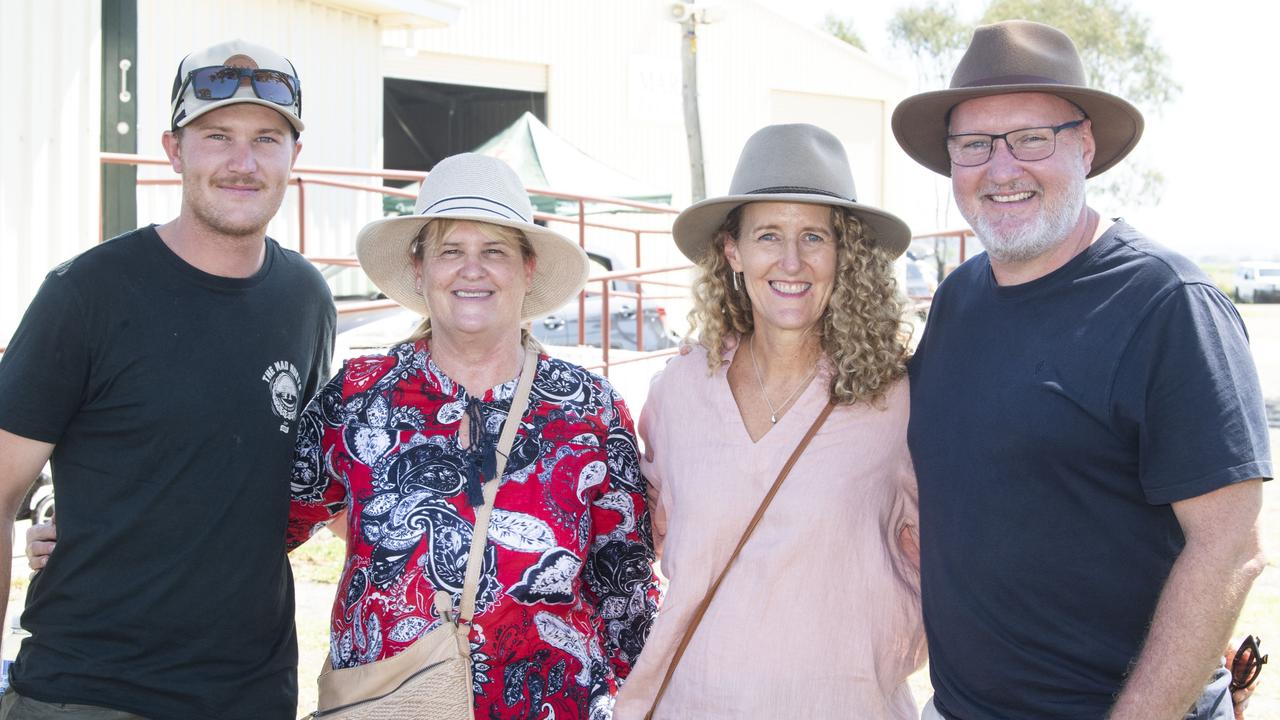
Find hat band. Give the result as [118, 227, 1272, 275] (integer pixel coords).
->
[420, 195, 530, 223]
[955, 73, 1068, 89]
[746, 185, 850, 201]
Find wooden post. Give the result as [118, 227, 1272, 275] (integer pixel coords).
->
[681, 17, 706, 203]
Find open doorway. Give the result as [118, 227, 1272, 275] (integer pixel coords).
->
[383, 78, 546, 175]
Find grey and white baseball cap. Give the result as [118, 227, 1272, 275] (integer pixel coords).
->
[169, 39, 304, 132]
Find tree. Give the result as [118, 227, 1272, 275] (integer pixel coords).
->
[889, 0, 1180, 233]
[888, 3, 969, 89]
[822, 14, 867, 51]
[887, 3, 970, 266]
[980, 0, 1179, 110]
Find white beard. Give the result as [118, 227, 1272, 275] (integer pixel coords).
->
[967, 168, 1088, 265]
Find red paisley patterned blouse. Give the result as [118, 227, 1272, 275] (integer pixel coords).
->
[288, 341, 659, 719]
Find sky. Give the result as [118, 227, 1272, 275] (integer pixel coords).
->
[754, 0, 1280, 261]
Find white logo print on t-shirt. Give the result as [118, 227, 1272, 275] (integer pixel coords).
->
[262, 361, 300, 433]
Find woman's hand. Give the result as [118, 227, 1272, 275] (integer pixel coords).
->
[25, 515, 57, 571]
[899, 524, 920, 572]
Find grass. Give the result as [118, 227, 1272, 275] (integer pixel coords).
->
[287, 472, 1280, 718]
[1239, 481, 1280, 718]
[289, 527, 345, 585]
[11, 308, 1276, 719]
[287, 306, 1280, 718]
[289, 528, 346, 714]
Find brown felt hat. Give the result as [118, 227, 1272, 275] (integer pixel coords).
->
[673, 123, 911, 262]
[892, 20, 1144, 178]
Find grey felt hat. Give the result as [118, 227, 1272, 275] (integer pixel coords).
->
[892, 20, 1144, 178]
[356, 153, 589, 321]
[673, 124, 911, 261]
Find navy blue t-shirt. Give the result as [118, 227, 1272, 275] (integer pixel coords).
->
[908, 222, 1271, 719]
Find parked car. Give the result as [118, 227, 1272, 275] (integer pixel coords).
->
[903, 261, 934, 299]
[14, 468, 54, 525]
[1233, 261, 1280, 303]
[531, 250, 679, 352]
[318, 246, 679, 352]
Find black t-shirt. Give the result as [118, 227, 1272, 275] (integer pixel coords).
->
[0, 226, 335, 720]
[908, 222, 1271, 719]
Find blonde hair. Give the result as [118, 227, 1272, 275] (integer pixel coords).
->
[687, 203, 911, 406]
[403, 218, 544, 353]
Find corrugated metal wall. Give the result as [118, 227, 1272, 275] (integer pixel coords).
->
[397, 1, 690, 212]
[1, 0, 101, 346]
[134, 0, 383, 258]
[1, 0, 385, 346]
[2, 0, 915, 346]
[397, 0, 912, 273]
[396, 1, 909, 202]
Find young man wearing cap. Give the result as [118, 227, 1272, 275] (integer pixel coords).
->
[0, 40, 334, 719]
[895, 20, 1269, 720]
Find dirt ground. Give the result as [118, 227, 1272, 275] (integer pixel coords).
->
[5, 305, 1280, 718]
[291, 304, 1280, 717]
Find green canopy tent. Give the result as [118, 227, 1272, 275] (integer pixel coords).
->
[474, 112, 671, 214]
[384, 112, 671, 216]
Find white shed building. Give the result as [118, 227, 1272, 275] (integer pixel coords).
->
[1, 0, 916, 346]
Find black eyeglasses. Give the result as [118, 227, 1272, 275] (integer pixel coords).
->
[1231, 634, 1268, 693]
[176, 65, 300, 109]
[945, 119, 1086, 167]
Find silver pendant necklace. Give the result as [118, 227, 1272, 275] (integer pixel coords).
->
[748, 334, 818, 424]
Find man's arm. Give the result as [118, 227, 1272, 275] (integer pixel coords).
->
[0, 428, 55, 654]
[1109, 478, 1267, 720]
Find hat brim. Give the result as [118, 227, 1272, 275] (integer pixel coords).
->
[355, 212, 589, 322]
[176, 96, 306, 133]
[892, 85, 1143, 178]
[673, 194, 912, 262]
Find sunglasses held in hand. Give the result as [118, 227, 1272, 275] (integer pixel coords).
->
[1231, 634, 1268, 693]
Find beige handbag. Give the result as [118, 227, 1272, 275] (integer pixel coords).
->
[308, 349, 539, 720]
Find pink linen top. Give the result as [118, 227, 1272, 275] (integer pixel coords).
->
[613, 344, 925, 719]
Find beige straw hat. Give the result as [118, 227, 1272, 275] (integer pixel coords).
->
[355, 153, 589, 320]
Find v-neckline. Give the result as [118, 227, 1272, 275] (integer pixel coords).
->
[717, 343, 823, 446]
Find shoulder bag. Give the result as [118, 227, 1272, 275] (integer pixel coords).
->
[308, 348, 539, 719]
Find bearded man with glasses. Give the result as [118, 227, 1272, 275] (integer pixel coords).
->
[0, 40, 334, 719]
[895, 20, 1270, 720]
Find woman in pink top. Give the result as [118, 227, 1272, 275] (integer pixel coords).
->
[613, 124, 925, 719]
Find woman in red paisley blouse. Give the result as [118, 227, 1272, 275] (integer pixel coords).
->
[287, 153, 660, 719]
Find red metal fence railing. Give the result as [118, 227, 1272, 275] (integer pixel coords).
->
[94, 153, 982, 377]
[99, 153, 691, 378]
[912, 228, 977, 272]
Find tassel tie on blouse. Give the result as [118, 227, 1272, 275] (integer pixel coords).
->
[461, 397, 499, 508]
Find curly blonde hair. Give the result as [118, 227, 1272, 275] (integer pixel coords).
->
[403, 219, 544, 353]
[687, 203, 911, 406]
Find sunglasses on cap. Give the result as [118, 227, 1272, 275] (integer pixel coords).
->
[176, 65, 301, 111]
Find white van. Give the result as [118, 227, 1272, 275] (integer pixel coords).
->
[1232, 261, 1280, 303]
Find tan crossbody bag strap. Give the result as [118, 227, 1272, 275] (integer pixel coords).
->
[645, 399, 836, 720]
[458, 346, 538, 623]
[312, 347, 540, 715]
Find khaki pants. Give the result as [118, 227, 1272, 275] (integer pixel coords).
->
[920, 697, 946, 720]
[0, 691, 146, 720]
